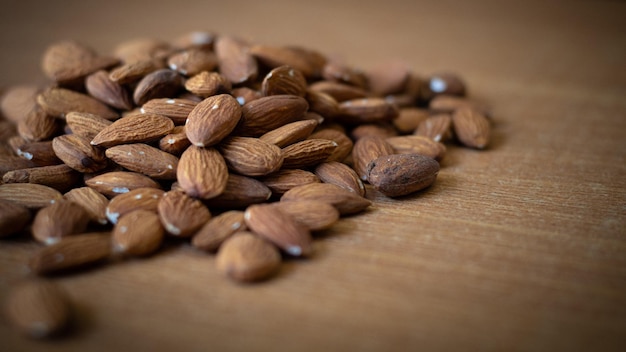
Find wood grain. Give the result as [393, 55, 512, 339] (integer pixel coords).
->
[1, 0, 625, 351]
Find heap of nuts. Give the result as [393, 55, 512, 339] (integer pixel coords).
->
[0, 32, 491, 338]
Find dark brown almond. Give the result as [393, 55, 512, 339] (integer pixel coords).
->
[261, 65, 307, 97]
[415, 113, 453, 142]
[308, 129, 353, 162]
[0, 199, 32, 237]
[393, 107, 430, 134]
[53, 134, 108, 173]
[185, 94, 242, 147]
[64, 187, 109, 225]
[158, 126, 190, 155]
[351, 136, 395, 181]
[2, 164, 80, 192]
[141, 98, 198, 124]
[452, 107, 491, 149]
[42, 41, 118, 85]
[105, 143, 179, 180]
[85, 171, 161, 198]
[32, 200, 90, 245]
[168, 48, 218, 76]
[271, 200, 340, 231]
[109, 59, 165, 84]
[0, 183, 63, 209]
[308, 80, 368, 102]
[105, 187, 164, 224]
[29, 233, 111, 274]
[337, 98, 399, 124]
[177, 146, 228, 199]
[281, 139, 337, 169]
[65, 112, 113, 140]
[366, 60, 411, 96]
[184, 71, 231, 97]
[91, 113, 174, 147]
[281, 183, 371, 215]
[238, 95, 308, 136]
[244, 204, 312, 256]
[37, 88, 118, 119]
[259, 119, 319, 148]
[215, 36, 257, 85]
[314, 161, 365, 196]
[216, 232, 281, 282]
[386, 135, 446, 160]
[5, 280, 71, 338]
[112, 210, 164, 256]
[219, 137, 284, 176]
[192, 210, 246, 252]
[16, 141, 61, 166]
[367, 153, 440, 197]
[158, 190, 211, 237]
[260, 169, 320, 196]
[205, 174, 272, 209]
[133, 69, 183, 105]
[85, 70, 132, 110]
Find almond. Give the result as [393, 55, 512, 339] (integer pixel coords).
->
[322, 61, 368, 88]
[205, 174, 272, 209]
[305, 89, 339, 118]
[176, 146, 228, 199]
[215, 36, 258, 85]
[281, 183, 371, 215]
[452, 107, 491, 149]
[244, 204, 312, 256]
[91, 113, 174, 148]
[281, 139, 337, 169]
[158, 125, 190, 155]
[37, 87, 118, 119]
[392, 107, 430, 134]
[216, 232, 281, 282]
[42, 40, 118, 85]
[141, 98, 198, 124]
[0, 183, 63, 209]
[109, 59, 165, 84]
[65, 112, 113, 140]
[307, 128, 353, 162]
[17, 107, 60, 142]
[0, 85, 40, 123]
[16, 141, 61, 166]
[2, 164, 80, 192]
[85, 171, 161, 198]
[113, 38, 171, 63]
[259, 169, 320, 196]
[238, 95, 308, 136]
[85, 70, 133, 110]
[385, 135, 446, 160]
[0, 199, 32, 237]
[133, 69, 183, 105]
[64, 187, 109, 225]
[184, 71, 232, 97]
[192, 210, 246, 252]
[112, 210, 164, 256]
[231, 87, 262, 106]
[185, 94, 242, 147]
[5, 280, 72, 338]
[337, 97, 399, 124]
[29, 233, 112, 274]
[429, 95, 487, 115]
[158, 190, 211, 237]
[366, 60, 411, 96]
[271, 200, 339, 231]
[308, 80, 368, 102]
[351, 136, 395, 181]
[250, 45, 324, 78]
[261, 65, 307, 97]
[105, 187, 164, 224]
[105, 143, 179, 180]
[415, 113, 453, 142]
[259, 119, 319, 148]
[31, 200, 91, 245]
[52, 134, 108, 173]
[428, 73, 466, 96]
[350, 123, 398, 140]
[366, 153, 440, 197]
[314, 161, 365, 196]
[219, 137, 284, 176]
[168, 48, 217, 76]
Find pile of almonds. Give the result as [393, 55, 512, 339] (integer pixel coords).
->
[0, 32, 491, 338]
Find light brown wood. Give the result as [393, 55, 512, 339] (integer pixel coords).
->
[1, 0, 625, 351]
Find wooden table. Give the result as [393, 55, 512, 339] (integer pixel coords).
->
[1, 1, 625, 351]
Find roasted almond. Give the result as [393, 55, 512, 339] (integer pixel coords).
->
[219, 137, 284, 176]
[314, 161, 365, 196]
[176, 146, 228, 199]
[271, 200, 339, 231]
[105, 143, 179, 180]
[2, 164, 80, 192]
[452, 107, 491, 149]
[0, 183, 63, 209]
[322, 61, 368, 88]
[351, 136, 395, 181]
[65, 112, 113, 140]
[259, 119, 319, 148]
[37, 87, 118, 119]
[244, 203, 312, 256]
[141, 98, 198, 124]
[261, 65, 307, 97]
[259, 169, 320, 196]
[192, 210, 246, 252]
[205, 174, 272, 209]
[0, 199, 32, 237]
[185, 94, 242, 147]
[64, 187, 109, 225]
[184, 71, 232, 97]
[91, 113, 174, 148]
[281, 139, 337, 169]
[158, 190, 211, 237]
[215, 36, 258, 85]
[85, 171, 161, 198]
[386, 135, 446, 160]
[52, 134, 108, 173]
[238, 95, 308, 136]
[105, 187, 164, 224]
[216, 232, 281, 282]
[367, 153, 440, 197]
[112, 210, 164, 256]
[281, 183, 371, 215]
[85, 70, 133, 110]
[29, 232, 112, 274]
[133, 69, 183, 105]
[31, 200, 91, 245]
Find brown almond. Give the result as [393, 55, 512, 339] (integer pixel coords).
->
[105, 143, 179, 180]
[0, 199, 32, 237]
[172, 31, 215, 50]
[281, 139, 337, 169]
[205, 174, 272, 209]
[429, 95, 487, 115]
[29, 232, 111, 274]
[261, 65, 307, 97]
[185, 94, 242, 147]
[91, 113, 174, 148]
[244, 203, 312, 256]
[250, 45, 324, 78]
[5, 280, 71, 338]
[322, 61, 368, 88]
[219, 137, 284, 176]
[366, 60, 411, 96]
[141, 98, 198, 124]
[259, 119, 319, 148]
[259, 169, 320, 196]
[415, 113, 453, 142]
[2, 164, 80, 192]
[350, 123, 398, 140]
[158, 190, 211, 237]
[18, 107, 60, 142]
[105, 187, 164, 224]
[428, 73, 466, 96]
[112, 210, 164, 256]
[215, 36, 258, 85]
[386, 135, 446, 160]
[64, 187, 109, 225]
[351, 136, 395, 181]
[308, 128, 353, 162]
[53, 134, 108, 173]
[168, 48, 217, 76]
[109, 59, 165, 84]
[37, 87, 118, 119]
[231, 87, 262, 106]
[16, 140, 62, 166]
[337, 97, 399, 124]
[184, 71, 231, 98]
[367, 153, 440, 197]
[85, 70, 132, 110]
[192, 210, 246, 252]
[113, 38, 171, 63]
[158, 125, 190, 155]
[314, 162, 365, 196]
[0, 85, 40, 123]
[133, 69, 183, 106]
[271, 200, 339, 231]
[65, 112, 113, 140]
[238, 95, 308, 136]
[216, 232, 281, 282]
[305, 89, 340, 119]
[176, 146, 228, 199]
[308, 80, 368, 102]
[42, 41, 118, 85]
[452, 107, 491, 149]
[393, 107, 430, 134]
[85, 171, 161, 198]
[31, 200, 90, 245]
[0, 156, 36, 175]
[0, 183, 63, 209]
[281, 183, 371, 215]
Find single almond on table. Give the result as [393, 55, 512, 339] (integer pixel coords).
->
[219, 137, 284, 176]
[4, 280, 72, 339]
[176, 146, 228, 199]
[0, 183, 63, 209]
[216, 232, 281, 282]
[271, 200, 340, 231]
[105, 143, 179, 180]
[259, 169, 320, 196]
[91, 113, 174, 148]
[64, 187, 109, 225]
[112, 210, 164, 256]
[244, 203, 312, 257]
[0, 199, 32, 237]
[314, 161, 365, 196]
[85, 171, 161, 198]
[157, 190, 211, 237]
[351, 136, 395, 181]
[192, 210, 246, 252]
[185, 94, 241, 147]
[29, 233, 112, 274]
[105, 187, 164, 224]
[366, 153, 440, 197]
[281, 183, 371, 215]
[31, 200, 91, 245]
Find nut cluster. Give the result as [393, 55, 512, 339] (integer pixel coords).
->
[0, 31, 491, 338]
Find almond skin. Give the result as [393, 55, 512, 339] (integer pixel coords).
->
[216, 232, 281, 282]
[0, 183, 63, 209]
[259, 169, 320, 196]
[176, 146, 228, 199]
[31, 200, 91, 245]
[414, 113, 452, 142]
[244, 204, 312, 257]
[307, 128, 353, 162]
[259, 119, 318, 148]
[192, 210, 246, 252]
[271, 200, 340, 231]
[184, 71, 232, 97]
[393, 107, 430, 134]
[65, 112, 113, 140]
[133, 69, 183, 105]
[261, 65, 307, 97]
[4, 280, 72, 338]
[85, 171, 161, 198]
[2, 164, 80, 193]
[141, 98, 198, 125]
[337, 97, 399, 124]
[205, 174, 272, 209]
[385, 135, 446, 161]
[52, 134, 108, 173]
[85, 70, 133, 110]
[238, 95, 308, 136]
[314, 161, 365, 196]
[281, 139, 337, 169]
[351, 136, 395, 181]
[158, 125, 191, 155]
[281, 183, 371, 215]
[215, 36, 258, 85]
[105, 187, 164, 224]
[105, 143, 179, 180]
[250, 45, 325, 78]
[366, 153, 440, 197]
[452, 106, 491, 149]
[0, 199, 32, 237]
[29, 233, 112, 275]
[112, 210, 164, 256]
[157, 190, 211, 237]
[219, 137, 284, 176]
[37, 87, 118, 120]
[64, 187, 109, 225]
[41, 40, 118, 85]
[91, 113, 174, 148]
[168, 47, 217, 76]
[185, 94, 242, 147]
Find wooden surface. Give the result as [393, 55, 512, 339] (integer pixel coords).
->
[1, 0, 625, 351]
